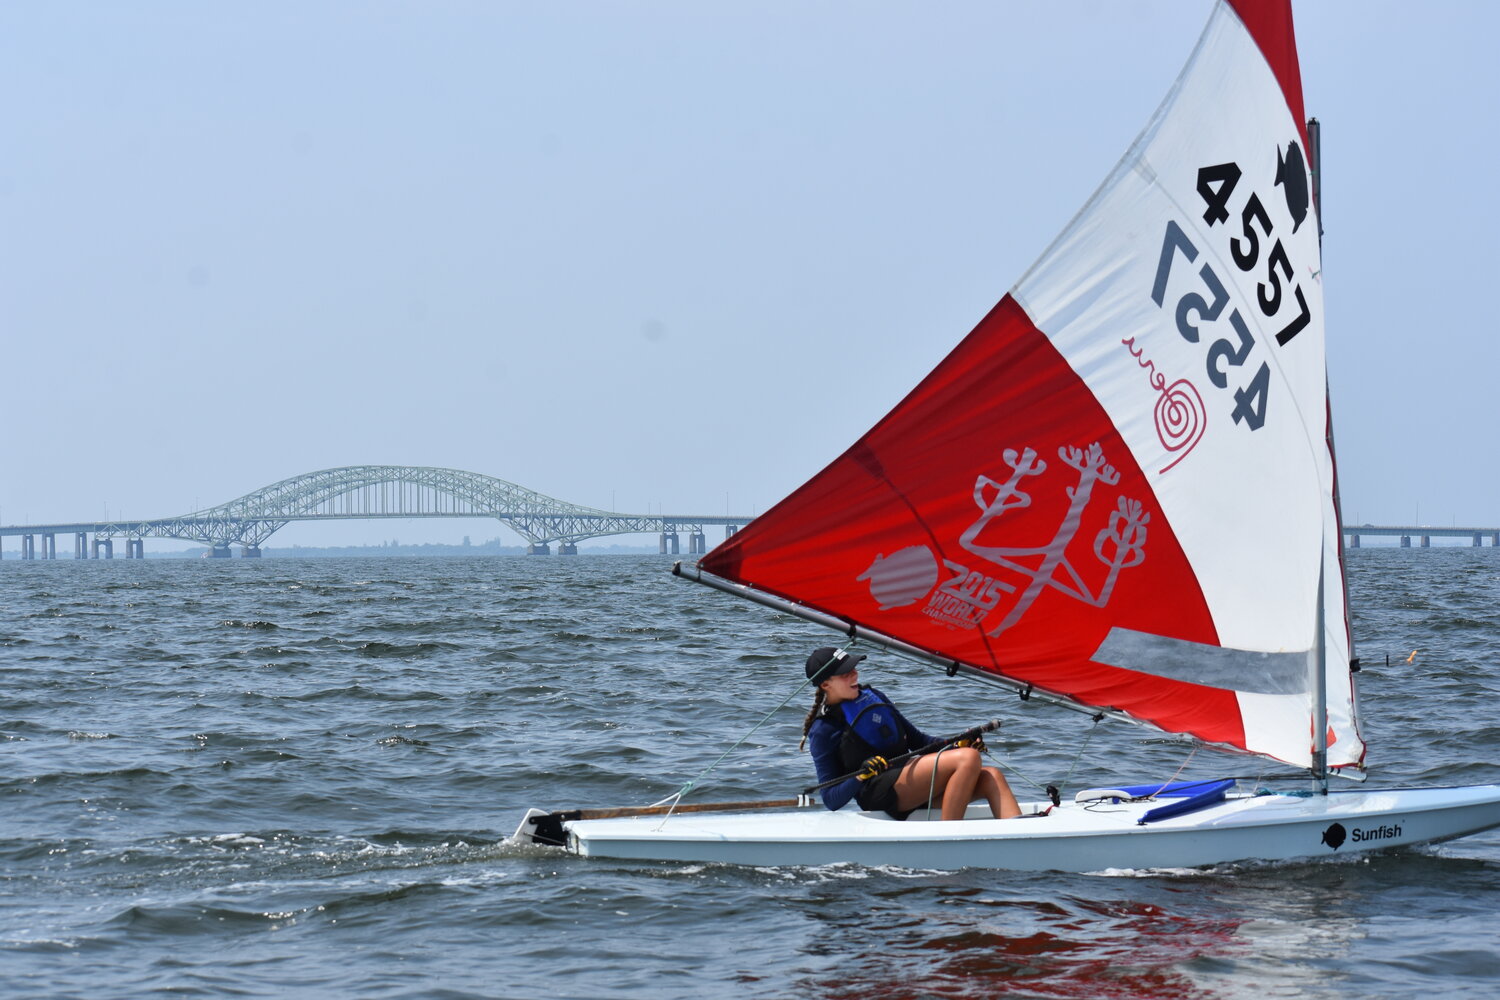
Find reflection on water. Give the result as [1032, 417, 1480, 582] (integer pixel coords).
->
[796, 882, 1244, 999]
[780, 851, 1500, 1000]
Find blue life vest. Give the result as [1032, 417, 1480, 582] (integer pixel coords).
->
[839, 688, 904, 758]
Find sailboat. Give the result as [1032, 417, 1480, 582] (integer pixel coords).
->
[513, 0, 1500, 870]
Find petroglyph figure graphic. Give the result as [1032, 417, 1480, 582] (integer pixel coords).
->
[959, 442, 1150, 637]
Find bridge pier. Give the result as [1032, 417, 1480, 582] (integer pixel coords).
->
[76, 532, 87, 559]
[92, 538, 114, 559]
[125, 539, 143, 559]
[207, 544, 232, 559]
[687, 531, 706, 554]
[21, 534, 34, 560]
[1494, 533, 1499, 546]
[1476, 534, 1484, 548]
[527, 542, 551, 556]
[1348, 534, 1360, 548]
[43, 533, 56, 559]
[726, 525, 738, 538]
[241, 545, 261, 558]
[1421, 535, 1431, 548]
[557, 542, 578, 555]
[659, 532, 679, 555]
[1400, 536, 1411, 548]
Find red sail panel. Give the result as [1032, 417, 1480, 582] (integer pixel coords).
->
[1227, 0, 1308, 149]
[702, 296, 1239, 747]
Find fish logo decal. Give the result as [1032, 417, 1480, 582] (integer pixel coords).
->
[1276, 139, 1310, 233]
[1320, 822, 1346, 850]
[858, 545, 941, 610]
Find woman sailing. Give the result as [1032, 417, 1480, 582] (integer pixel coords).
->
[801, 646, 1021, 820]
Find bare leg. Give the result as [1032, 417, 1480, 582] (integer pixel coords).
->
[893, 747, 984, 820]
[892, 751, 1021, 820]
[976, 766, 1021, 819]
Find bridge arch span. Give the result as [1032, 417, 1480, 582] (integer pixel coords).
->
[190, 465, 617, 547]
[208, 466, 605, 523]
[4, 466, 752, 557]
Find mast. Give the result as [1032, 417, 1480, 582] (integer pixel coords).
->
[1313, 554, 1328, 793]
[1308, 117, 1335, 792]
[1309, 118, 1322, 241]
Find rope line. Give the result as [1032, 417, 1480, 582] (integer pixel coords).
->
[1058, 717, 1100, 792]
[923, 745, 949, 820]
[649, 640, 862, 822]
[979, 714, 1104, 798]
[1142, 744, 1200, 799]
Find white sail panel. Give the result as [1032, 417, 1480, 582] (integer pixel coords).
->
[1011, 3, 1360, 768]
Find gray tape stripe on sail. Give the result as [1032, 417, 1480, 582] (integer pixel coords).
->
[1091, 627, 1310, 695]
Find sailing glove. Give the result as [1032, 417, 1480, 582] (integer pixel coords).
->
[857, 756, 889, 781]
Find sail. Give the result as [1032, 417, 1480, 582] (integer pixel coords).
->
[696, 0, 1363, 771]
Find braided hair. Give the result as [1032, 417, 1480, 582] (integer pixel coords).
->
[798, 686, 827, 752]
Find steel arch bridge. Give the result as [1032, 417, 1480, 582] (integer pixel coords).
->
[1, 466, 752, 556]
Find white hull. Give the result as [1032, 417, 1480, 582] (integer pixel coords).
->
[516, 785, 1500, 871]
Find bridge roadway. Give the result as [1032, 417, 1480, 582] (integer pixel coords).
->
[0, 466, 753, 559]
[1346, 525, 1500, 548]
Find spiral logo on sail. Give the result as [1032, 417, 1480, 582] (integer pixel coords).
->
[1121, 337, 1207, 476]
[1155, 378, 1205, 473]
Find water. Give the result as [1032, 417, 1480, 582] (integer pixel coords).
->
[2, 549, 1498, 999]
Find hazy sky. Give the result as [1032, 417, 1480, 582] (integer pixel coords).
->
[2, 2, 1495, 550]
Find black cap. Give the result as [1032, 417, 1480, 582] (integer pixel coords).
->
[805, 646, 866, 681]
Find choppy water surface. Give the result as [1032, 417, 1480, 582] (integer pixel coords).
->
[2, 549, 1498, 998]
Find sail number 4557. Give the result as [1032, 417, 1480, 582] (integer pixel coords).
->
[1149, 161, 1314, 433]
[1196, 161, 1312, 347]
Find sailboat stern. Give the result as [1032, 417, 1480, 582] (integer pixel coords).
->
[509, 808, 573, 849]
